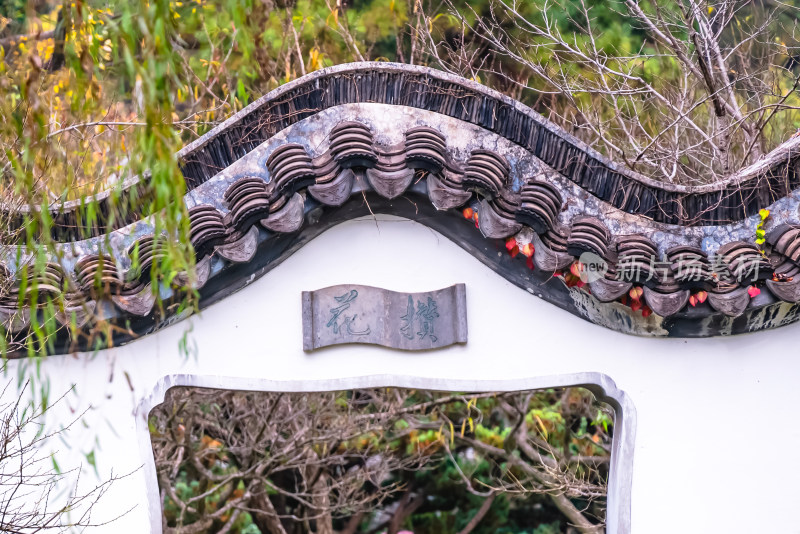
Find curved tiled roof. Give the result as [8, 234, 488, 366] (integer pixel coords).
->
[4, 63, 800, 354]
[7, 63, 800, 240]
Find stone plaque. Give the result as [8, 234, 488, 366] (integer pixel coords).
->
[302, 284, 467, 351]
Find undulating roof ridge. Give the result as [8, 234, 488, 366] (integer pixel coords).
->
[5, 62, 800, 242]
[4, 64, 800, 354]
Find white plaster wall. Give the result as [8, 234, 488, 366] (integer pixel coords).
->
[8, 215, 800, 534]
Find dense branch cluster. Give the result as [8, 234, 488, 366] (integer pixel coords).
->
[423, 0, 800, 185]
[150, 386, 613, 534]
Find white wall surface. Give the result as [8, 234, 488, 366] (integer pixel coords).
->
[8, 215, 800, 534]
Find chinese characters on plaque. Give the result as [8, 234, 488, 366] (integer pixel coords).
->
[302, 284, 467, 351]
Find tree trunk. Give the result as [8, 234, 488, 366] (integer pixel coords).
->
[388, 491, 425, 534]
[340, 510, 366, 534]
[250, 487, 289, 534]
[311, 469, 334, 534]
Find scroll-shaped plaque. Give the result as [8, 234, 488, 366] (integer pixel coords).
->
[302, 284, 467, 351]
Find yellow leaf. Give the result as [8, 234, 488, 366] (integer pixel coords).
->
[326, 8, 339, 28]
[309, 47, 323, 71]
[534, 414, 548, 439]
